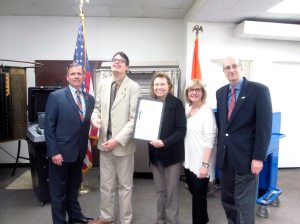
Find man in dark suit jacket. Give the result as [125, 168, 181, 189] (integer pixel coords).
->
[44, 63, 95, 224]
[216, 56, 272, 224]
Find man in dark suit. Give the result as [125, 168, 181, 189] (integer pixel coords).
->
[216, 56, 272, 224]
[44, 63, 95, 224]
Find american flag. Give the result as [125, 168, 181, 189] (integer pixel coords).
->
[73, 20, 97, 172]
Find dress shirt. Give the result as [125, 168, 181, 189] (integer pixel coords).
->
[69, 85, 86, 117]
[228, 78, 243, 106]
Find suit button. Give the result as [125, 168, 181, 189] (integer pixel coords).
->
[225, 133, 229, 136]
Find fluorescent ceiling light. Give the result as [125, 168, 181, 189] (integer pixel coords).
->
[267, 0, 300, 14]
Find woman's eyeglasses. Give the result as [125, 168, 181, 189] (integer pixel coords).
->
[187, 88, 202, 94]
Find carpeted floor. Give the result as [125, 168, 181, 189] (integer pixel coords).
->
[5, 169, 32, 189]
[0, 167, 299, 224]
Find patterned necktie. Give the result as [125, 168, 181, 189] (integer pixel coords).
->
[228, 87, 236, 120]
[76, 90, 84, 121]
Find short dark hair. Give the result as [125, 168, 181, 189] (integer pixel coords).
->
[112, 51, 130, 66]
[66, 62, 83, 74]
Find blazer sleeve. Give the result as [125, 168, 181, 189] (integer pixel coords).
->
[253, 84, 273, 161]
[44, 93, 60, 157]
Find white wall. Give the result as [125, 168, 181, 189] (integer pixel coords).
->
[0, 16, 184, 163]
[185, 22, 300, 167]
[1, 16, 300, 167]
[0, 16, 184, 88]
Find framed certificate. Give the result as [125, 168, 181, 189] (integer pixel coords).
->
[133, 97, 164, 141]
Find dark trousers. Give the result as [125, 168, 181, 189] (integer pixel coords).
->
[49, 158, 83, 224]
[220, 155, 258, 224]
[184, 168, 209, 224]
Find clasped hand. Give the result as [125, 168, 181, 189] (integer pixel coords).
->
[102, 139, 118, 152]
[150, 140, 164, 148]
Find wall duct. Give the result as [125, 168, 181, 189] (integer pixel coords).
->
[234, 21, 300, 41]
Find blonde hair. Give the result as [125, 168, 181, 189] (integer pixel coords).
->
[184, 80, 207, 105]
[150, 72, 173, 98]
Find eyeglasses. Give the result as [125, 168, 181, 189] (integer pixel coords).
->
[112, 58, 126, 64]
[223, 64, 239, 71]
[187, 88, 202, 94]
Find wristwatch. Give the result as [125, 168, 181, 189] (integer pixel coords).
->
[202, 162, 210, 168]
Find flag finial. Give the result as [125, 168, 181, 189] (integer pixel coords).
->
[191, 25, 203, 80]
[192, 25, 203, 37]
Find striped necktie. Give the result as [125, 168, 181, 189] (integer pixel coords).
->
[76, 90, 84, 121]
[228, 87, 236, 120]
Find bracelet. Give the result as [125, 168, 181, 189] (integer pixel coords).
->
[202, 162, 210, 168]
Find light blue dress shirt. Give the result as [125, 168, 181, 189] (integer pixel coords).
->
[69, 85, 86, 117]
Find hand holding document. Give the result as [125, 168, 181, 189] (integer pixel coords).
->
[133, 97, 164, 141]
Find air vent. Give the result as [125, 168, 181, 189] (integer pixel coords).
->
[234, 21, 300, 41]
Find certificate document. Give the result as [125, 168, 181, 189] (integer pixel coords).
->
[133, 97, 164, 141]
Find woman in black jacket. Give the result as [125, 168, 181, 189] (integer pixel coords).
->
[149, 72, 186, 224]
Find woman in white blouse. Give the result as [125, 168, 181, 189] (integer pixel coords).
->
[183, 80, 217, 224]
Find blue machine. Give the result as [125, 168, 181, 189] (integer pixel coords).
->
[256, 112, 285, 218]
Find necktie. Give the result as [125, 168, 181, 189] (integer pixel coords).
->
[227, 87, 236, 120]
[107, 82, 118, 137]
[76, 90, 84, 121]
[111, 82, 118, 104]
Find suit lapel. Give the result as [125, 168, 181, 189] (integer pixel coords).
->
[65, 87, 84, 122]
[220, 86, 229, 126]
[112, 76, 128, 109]
[82, 92, 92, 121]
[83, 92, 91, 110]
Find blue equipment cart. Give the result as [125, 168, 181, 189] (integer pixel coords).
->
[256, 112, 285, 218]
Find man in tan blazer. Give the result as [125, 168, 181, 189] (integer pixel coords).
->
[90, 51, 141, 224]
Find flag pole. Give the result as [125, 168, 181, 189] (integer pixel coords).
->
[78, 0, 91, 195]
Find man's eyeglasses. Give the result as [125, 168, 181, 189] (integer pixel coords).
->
[223, 64, 239, 71]
[112, 58, 126, 64]
[187, 88, 202, 94]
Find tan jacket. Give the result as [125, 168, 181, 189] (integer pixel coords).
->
[91, 75, 141, 156]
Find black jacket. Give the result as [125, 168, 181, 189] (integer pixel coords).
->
[149, 93, 186, 167]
